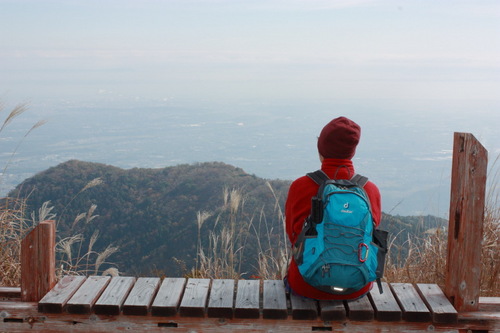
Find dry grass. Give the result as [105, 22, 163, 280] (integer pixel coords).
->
[0, 103, 41, 286]
[190, 183, 289, 280]
[384, 205, 498, 296]
[0, 198, 31, 287]
[384, 226, 448, 286]
[0, 186, 119, 287]
[481, 156, 500, 296]
[0, 103, 117, 286]
[251, 182, 289, 280]
[384, 157, 500, 296]
[190, 188, 246, 279]
[52, 181, 119, 278]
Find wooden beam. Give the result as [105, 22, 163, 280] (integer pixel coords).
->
[445, 132, 488, 312]
[151, 277, 185, 317]
[207, 279, 235, 318]
[368, 282, 402, 322]
[66, 276, 111, 314]
[38, 275, 86, 313]
[262, 280, 288, 319]
[179, 278, 210, 317]
[390, 283, 431, 322]
[234, 279, 260, 319]
[0, 287, 21, 299]
[416, 283, 458, 324]
[20, 220, 56, 302]
[95, 276, 136, 315]
[122, 277, 161, 316]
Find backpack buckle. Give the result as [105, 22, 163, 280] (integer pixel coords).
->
[358, 243, 369, 262]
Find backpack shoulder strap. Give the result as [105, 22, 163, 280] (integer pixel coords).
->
[306, 170, 329, 185]
[305, 170, 328, 225]
[308, 170, 369, 187]
[350, 174, 369, 187]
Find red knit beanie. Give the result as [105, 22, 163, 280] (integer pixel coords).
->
[317, 116, 361, 159]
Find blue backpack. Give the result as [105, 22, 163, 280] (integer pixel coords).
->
[293, 170, 388, 296]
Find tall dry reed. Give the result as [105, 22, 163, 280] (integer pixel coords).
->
[0, 190, 120, 286]
[0, 198, 30, 286]
[0, 102, 118, 285]
[0, 103, 44, 286]
[191, 188, 246, 279]
[191, 182, 289, 280]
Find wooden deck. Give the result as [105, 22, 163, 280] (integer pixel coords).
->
[2, 276, 499, 332]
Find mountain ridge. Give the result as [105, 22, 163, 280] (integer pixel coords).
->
[8, 159, 447, 276]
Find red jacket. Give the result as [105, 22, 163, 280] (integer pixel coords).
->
[285, 158, 382, 300]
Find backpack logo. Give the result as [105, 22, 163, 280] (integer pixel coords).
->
[341, 202, 352, 214]
[293, 171, 388, 297]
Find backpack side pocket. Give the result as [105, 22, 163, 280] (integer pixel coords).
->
[293, 219, 318, 266]
[373, 229, 389, 279]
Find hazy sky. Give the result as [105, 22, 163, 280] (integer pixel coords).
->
[1, 0, 499, 105]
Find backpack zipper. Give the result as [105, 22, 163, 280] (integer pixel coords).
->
[321, 264, 331, 277]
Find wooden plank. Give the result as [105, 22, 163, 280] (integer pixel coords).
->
[369, 282, 402, 322]
[94, 276, 136, 315]
[122, 277, 160, 316]
[479, 297, 500, 312]
[346, 295, 374, 321]
[179, 278, 211, 317]
[38, 275, 86, 313]
[66, 276, 111, 314]
[21, 220, 56, 302]
[391, 283, 431, 322]
[151, 277, 186, 317]
[262, 280, 288, 320]
[290, 293, 318, 320]
[416, 284, 458, 324]
[234, 279, 260, 319]
[207, 279, 235, 318]
[319, 300, 346, 321]
[0, 287, 21, 299]
[445, 132, 488, 312]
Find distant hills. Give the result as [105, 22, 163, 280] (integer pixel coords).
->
[8, 160, 447, 276]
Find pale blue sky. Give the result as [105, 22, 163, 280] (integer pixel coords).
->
[1, 0, 499, 105]
[0, 0, 499, 216]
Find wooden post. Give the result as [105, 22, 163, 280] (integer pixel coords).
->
[21, 219, 56, 302]
[445, 132, 488, 312]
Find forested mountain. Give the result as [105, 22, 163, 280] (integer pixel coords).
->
[10, 160, 292, 276]
[8, 160, 447, 276]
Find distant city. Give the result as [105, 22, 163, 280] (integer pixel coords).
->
[1, 99, 498, 218]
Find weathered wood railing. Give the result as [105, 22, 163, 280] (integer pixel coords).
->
[1, 132, 498, 332]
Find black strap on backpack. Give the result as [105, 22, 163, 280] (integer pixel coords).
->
[307, 169, 369, 188]
[306, 170, 370, 226]
[306, 169, 330, 185]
